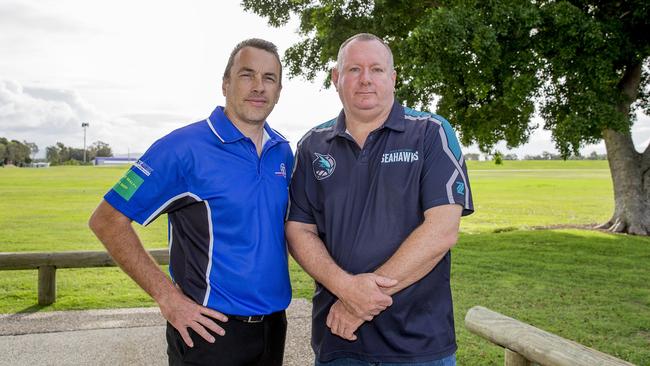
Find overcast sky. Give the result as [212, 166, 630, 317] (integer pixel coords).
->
[0, 0, 647, 158]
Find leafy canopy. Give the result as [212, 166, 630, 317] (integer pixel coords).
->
[242, 0, 650, 156]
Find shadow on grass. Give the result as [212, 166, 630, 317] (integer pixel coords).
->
[15, 304, 49, 314]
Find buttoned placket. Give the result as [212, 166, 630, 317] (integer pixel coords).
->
[341, 129, 382, 164]
[244, 137, 279, 176]
[359, 131, 380, 164]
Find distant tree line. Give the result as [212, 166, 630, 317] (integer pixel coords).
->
[464, 151, 607, 161]
[46, 141, 113, 165]
[0, 137, 38, 166]
[524, 151, 607, 161]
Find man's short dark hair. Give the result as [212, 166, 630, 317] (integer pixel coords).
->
[223, 38, 282, 86]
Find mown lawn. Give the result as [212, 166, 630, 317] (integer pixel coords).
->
[0, 162, 648, 365]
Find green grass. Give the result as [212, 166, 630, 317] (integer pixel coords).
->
[462, 160, 613, 233]
[1, 162, 649, 364]
[0, 166, 167, 252]
[453, 229, 650, 364]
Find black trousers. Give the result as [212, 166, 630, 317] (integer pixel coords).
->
[166, 311, 287, 366]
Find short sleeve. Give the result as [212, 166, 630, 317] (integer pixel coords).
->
[420, 117, 474, 216]
[104, 136, 189, 225]
[286, 142, 316, 224]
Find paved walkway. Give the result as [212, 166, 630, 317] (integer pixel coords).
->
[0, 299, 313, 366]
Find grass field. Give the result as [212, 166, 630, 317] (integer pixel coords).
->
[0, 161, 648, 364]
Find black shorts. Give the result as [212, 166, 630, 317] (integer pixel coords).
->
[166, 310, 287, 366]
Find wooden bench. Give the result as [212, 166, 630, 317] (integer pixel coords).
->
[0, 250, 168, 305]
[465, 306, 635, 365]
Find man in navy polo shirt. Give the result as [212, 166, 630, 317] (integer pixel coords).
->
[89, 38, 292, 366]
[286, 33, 474, 365]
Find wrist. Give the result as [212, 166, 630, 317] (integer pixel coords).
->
[328, 271, 353, 300]
[152, 280, 179, 307]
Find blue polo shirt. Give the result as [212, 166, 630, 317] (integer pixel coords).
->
[287, 101, 473, 362]
[104, 106, 293, 316]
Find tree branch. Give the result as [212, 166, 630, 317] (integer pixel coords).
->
[618, 62, 642, 105]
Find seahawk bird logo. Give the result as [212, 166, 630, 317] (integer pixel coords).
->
[312, 153, 336, 180]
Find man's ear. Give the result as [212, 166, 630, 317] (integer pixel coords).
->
[331, 68, 339, 91]
[222, 77, 228, 96]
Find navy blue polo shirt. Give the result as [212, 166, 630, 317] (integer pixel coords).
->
[287, 101, 473, 362]
[104, 106, 293, 316]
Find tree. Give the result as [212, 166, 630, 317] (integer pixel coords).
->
[24, 142, 39, 160]
[89, 141, 113, 160]
[46, 145, 61, 165]
[243, 0, 650, 235]
[493, 151, 503, 165]
[46, 142, 74, 165]
[0, 143, 5, 166]
[4, 140, 31, 165]
[46, 141, 105, 164]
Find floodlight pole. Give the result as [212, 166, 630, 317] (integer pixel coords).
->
[81, 122, 90, 163]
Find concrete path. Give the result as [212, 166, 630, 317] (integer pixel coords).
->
[0, 299, 313, 366]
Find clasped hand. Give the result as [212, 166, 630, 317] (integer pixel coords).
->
[328, 273, 396, 341]
[338, 273, 396, 320]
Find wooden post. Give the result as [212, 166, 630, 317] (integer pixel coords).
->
[0, 249, 169, 270]
[38, 265, 56, 305]
[0, 250, 169, 307]
[465, 306, 635, 366]
[505, 349, 532, 366]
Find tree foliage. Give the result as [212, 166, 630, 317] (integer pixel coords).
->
[243, 0, 649, 156]
[25, 142, 39, 159]
[0, 138, 35, 166]
[244, 0, 650, 235]
[46, 141, 113, 165]
[89, 140, 113, 158]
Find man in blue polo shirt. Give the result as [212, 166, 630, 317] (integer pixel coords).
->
[286, 33, 474, 365]
[89, 38, 292, 366]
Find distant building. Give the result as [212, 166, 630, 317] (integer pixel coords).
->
[31, 162, 50, 168]
[94, 157, 138, 166]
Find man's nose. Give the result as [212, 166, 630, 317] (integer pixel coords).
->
[251, 74, 266, 93]
[360, 68, 371, 84]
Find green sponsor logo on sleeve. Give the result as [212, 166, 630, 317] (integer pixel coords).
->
[113, 170, 145, 201]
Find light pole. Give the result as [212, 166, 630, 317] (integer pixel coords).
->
[81, 122, 89, 163]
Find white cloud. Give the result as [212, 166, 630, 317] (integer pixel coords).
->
[0, 79, 194, 157]
[0, 80, 99, 148]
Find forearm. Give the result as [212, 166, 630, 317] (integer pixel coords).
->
[90, 200, 228, 347]
[286, 220, 396, 320]
[375, 204, 462, 295]
[285, 221, 350, 297]
[89, 201, 176, 304]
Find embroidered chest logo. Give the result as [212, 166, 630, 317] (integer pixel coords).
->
[380, 149, 419, 164]
[274, 163, 287, 178]
[312, 153, 336, 180]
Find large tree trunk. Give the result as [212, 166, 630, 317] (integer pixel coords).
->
[599, 129, 650, 235]
[597, 62, 650, 235]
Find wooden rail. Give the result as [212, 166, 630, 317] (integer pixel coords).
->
[0, 249, 169, 305]
[465, 306, 635, 366]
